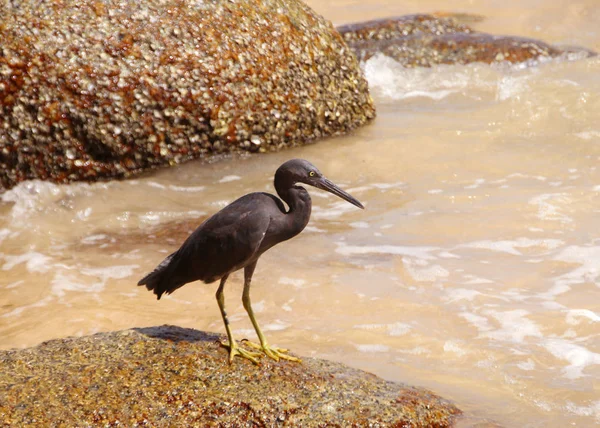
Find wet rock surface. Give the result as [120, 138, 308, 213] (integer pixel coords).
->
[339, 14, 596, 67]
[0, 325, 462, 426]
[0, 0, 374, 191]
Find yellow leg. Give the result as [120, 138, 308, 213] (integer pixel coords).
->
[215, 275, 262, 364]
[241, 262, 301, 363]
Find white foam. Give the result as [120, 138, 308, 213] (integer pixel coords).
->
[387, 322, 412, 336]
[81, 234, 109, 245]
[212, 200, 231, 208]
[549, 245, 600, 300]
[5, 280, 25, 289]
[51, 264, 138, 297]
[81, 265, 138, 280]
[1, 180, 114, 229]
[355, 343, 390, 353]
[464, 178, 486, 189]
[219, 175, 241, 183]
[459, 238, 563, 256]
[281, 298, 294, 312]
[168, 185, 205, 192]
[336, 243, 438, 260]
[0, 228, 14, 244]
[312, 201, 360, 220]
[349, 221, 370, 229]
[50, 271, 102, 297]
[438, 251, 460, 259]
[2, 251, 53, 273]
[497, 74, 532, 101]
[565, 400, 600, 423]
[460, 312, 493, 333]
[363, 54, 499, 101]
[252, 300, 265, 313]
[462, 275, 494, 285]
[1, 180, 64, 222]
[262, 320, 290, 331]
[354, 322, 411, 337]
[345, 186, 372, 193]
[529, 193, 573, 223]
[403, 260, 449, 282]
[1, 296, 53, 318]
[517, 358, 536, 371]
[278, 277, 306, 288]
[575, 131, 600, 140]
[371, 182, 405, 190]
[398, 346, 430, 355]
[542, 338, 600, 379]
[443, 340, 468, 357]
[138, 210, 205, 226]
[146, 181, 166, 189]
[354, 323, 384, 331]
[538, 283, 571, 300]
[483, 309, 542, 343]
[565, 309, 600, 325]
[304, 225, 325, 233]
[445, 288, 482, 302]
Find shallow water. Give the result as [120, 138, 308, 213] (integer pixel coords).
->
[1, 0, 599, 426]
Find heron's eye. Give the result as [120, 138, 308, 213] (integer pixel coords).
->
[309, 171, 315, 177]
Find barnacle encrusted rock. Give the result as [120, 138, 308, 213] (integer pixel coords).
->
[0, 0, 375, 191]
[339, 14, 596, 67]
[0, 326, 462, 426]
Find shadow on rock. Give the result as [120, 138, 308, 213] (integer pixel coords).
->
[133, 324, 222, 343]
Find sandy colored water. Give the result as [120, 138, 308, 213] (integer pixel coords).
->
[1, 1, 599, 426]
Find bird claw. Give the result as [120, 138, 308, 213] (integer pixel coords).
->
[220, 340, 263, 365]
[242, 340, 301, 363]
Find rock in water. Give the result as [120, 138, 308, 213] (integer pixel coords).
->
[339, 14, 596, 67]
[0, 0, 375, 190]
[0, 326, 462, 426]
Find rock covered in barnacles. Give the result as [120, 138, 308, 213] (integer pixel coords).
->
[0, 0, 375, 190]
[0, 325, 462, 426]
[339, 14, 596, 67]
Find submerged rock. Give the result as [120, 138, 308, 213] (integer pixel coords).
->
[0, 325, 462, 426]
[0, 0, 374, 191]
[339, 14, 596, 67]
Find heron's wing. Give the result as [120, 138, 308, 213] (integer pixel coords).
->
[138, 193, 277, 298]
[174, 197, 273, 283]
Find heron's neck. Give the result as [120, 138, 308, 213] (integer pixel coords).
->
[279, 186, 312, 236]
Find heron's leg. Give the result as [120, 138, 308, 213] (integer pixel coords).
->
[215, 275, 262, 364]
[241, 262, 301, 363]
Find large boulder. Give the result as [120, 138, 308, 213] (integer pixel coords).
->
[0, 326, 462, 426]
[0, 0, 375, 190]
[339, 14, 596, 67]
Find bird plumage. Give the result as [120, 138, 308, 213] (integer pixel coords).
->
[137, 159, 363, 364]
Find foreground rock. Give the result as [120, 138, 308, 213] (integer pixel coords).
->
[339, 14, 596, 67]
[0, 326, 461, 426]
[0, 0, 374, 190]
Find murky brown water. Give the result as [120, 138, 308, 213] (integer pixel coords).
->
[2, 1, 599, 426]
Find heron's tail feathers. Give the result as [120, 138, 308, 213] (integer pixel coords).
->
[137, 252, 185, 300]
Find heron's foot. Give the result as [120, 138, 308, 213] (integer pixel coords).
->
[242, 340, 301, 363]
[220, 340, 263, 365]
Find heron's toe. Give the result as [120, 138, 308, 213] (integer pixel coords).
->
[242, 340, 301, 363]
[220, 340, 263, 365]
[271, 347, 301, 362]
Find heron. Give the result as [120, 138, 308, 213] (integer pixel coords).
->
[138, 159, 364, 364]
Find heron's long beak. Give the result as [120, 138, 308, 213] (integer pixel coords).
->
[314, 177, 364, 209]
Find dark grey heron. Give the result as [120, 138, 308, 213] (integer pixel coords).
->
[138, 159, 364, 364]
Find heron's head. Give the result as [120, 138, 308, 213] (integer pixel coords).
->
[275, 159, 364, 209]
